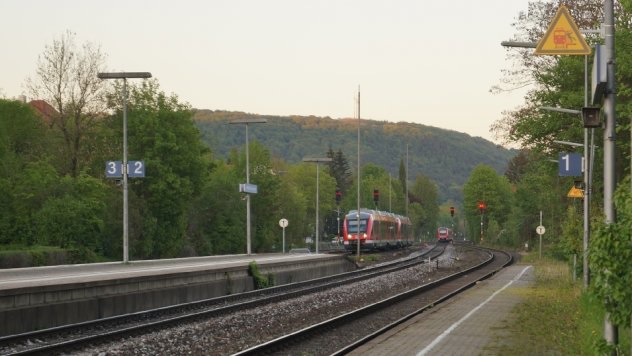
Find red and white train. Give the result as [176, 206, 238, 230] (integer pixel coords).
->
[342, 209, 413, 251]
[436, 227, 454, 243]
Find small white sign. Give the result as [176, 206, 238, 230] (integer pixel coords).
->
[279, 218, 288, 228]
[536, 225, 546, 235]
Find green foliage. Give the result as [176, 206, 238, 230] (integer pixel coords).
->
[33, 174, 108, 252]
[591, 177, 632, 327]
[248, 261, 274, 289]
[109, 79, 211, 258]
[0, 245, 103, 267]
[485, 259, 596, 355]
[326, 147, 352, 194]
[555, 205, 583, 259]
[463, 164, 513, 241]
[410, 174, 439, 236]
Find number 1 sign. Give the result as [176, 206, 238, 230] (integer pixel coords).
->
[558, 152, 583, 177]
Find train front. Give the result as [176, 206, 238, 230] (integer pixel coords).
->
[342, 209, 370, 251]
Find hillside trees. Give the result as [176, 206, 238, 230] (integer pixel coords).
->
[25, 31, 107, 177]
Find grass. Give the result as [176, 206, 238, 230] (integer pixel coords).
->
[484, 254, 630, 355]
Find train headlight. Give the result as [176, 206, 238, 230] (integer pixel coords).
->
[363, 233, 367, 238]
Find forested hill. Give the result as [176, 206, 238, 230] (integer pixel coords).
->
[193, 110, 516, 203]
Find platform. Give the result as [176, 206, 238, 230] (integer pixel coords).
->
[0, 253, 352, 336]
[348, 264, 535, 355]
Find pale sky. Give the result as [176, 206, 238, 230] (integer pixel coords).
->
[1, 0, 533, 144]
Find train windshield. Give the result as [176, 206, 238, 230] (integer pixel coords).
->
[347, 219, 368, 233]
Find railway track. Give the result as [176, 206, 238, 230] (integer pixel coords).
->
[234, 245, 511, 355]
[0, 244, 445, 355]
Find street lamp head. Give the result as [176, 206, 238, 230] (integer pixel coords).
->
[229, 119, 268, 125]
[303, 157, 332, 163]
[539, 106, 582, 115]
[500, 41, 538, 48]
[552, 140, 584, 148]
[98, 72, 152, 79]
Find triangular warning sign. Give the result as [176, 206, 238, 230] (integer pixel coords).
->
[535, 5, 591, 55]
[567, 186, 584, 199]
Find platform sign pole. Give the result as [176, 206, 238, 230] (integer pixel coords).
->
[279, 219, 288, 253]
[98, 71, 152, 264]
[536, 211, 546, 259]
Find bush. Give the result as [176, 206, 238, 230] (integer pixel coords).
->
[0, 245, 104, 268]
[248, 261, 274, 289]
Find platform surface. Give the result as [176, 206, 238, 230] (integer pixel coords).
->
[0, 253, 333, 290]
[348, 264, 534, 355]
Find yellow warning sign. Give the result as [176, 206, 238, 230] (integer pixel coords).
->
[535, 5, 591, 55]
[567, 186, 584, 199]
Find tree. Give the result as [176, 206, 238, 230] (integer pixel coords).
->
[409, 174, 440, 236]
[190, 161, 245, 254]
[105, 79, 211, 258]
[25, 31, 107, 177]
[0, 99, 55, 245]
[463, 164, 513, 242]
[326, 147, 352, 194]
[399, 158, 407, 197]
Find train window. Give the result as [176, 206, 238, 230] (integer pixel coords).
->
[347, 219, 368, 233]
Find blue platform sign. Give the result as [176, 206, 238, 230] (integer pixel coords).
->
[106, 161, 123, 178]
[559, 152, 583, 176]
[105, 160, 145, 178]
[239, 183, 258, 194]
[127, 160, 145, 177]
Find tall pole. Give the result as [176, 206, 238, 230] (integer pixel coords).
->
[316, 163, 320, 253]
[246, 124, 251, 255]
[229, 118, 267, 255]
[539, 210, 543, 259]
[406, 144, 409, 244]
[122, 79, 129, 263]
[603, 0, 618, 346]
[97, 72, 152, 264]
[389, 173, 392, 211]
[356, 87, 361, 260]
[583, 54, 590, 289]
[337, 207, 340, 243]
[303, 158, 332, 254]
[480, 213, 483, 242]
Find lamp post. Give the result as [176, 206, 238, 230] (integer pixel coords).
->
[97, 72, 151, 263]
[229, 118, 267, 255]
[356, 88, 361, 260]
[303, 157, 332, 254]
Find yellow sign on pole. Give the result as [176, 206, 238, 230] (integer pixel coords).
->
[567, 186, 585, 199]
[535, 5, 591, 55]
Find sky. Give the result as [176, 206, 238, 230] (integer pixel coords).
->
[1, 0, 533, 144]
